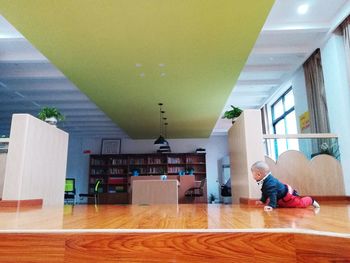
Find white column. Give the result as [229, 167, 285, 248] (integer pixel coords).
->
[228, 110, 264, 203]
[321, 34, 350, 195]
[2, 114, 69, 206]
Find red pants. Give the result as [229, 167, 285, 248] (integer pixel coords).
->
[277, 185, 313, 208]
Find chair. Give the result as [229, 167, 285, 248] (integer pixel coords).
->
[64, 178, 76, 204]
[185, 179, 206, 197]
[220, 178, 231, 197]
[79, 179, 102, 205]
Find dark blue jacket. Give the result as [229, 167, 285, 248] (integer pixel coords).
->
[260, 174, 288, 208]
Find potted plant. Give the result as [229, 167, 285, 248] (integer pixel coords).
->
[311, 141, 340, 160]
[223, 105, 243, 123]
[38, 107, 65, 126]
[186, 167, 194, 175]
[132, 168, 140, 176]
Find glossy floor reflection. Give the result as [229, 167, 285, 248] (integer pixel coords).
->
[0, 203, 349, 234]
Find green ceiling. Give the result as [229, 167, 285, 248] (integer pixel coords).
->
[0, 0, 274, 138]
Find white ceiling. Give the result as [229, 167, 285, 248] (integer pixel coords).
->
[0, 16, 128, 138]
[212, 0, 350, 135]
[1, 0, 349, 138]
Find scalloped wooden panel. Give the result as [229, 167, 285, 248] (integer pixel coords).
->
[265, 150, 345, 195]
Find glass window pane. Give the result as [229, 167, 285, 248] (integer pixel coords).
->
[284, 90, 295, 111]
[275, 119, 286, 134]
[285, 111, 297, 134]
[276, 139, 287, 156]
[273, 100, 284, 120]
[287, 139, 299, 151]
[267, 139, 276, 161]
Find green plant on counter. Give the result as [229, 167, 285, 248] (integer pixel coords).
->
[38, 107, 65, 121]
[222, 105, 242, 121]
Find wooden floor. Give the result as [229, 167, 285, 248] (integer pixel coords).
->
[0, 202, 349, 234]
[0, 202, 349, 262]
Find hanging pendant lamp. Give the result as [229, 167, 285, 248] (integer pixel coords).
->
[159, 122, 171, 152]
[154, 135, 167, 145]
[154, 103, 168, 146]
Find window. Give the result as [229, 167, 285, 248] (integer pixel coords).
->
[271, 88, 299, 157]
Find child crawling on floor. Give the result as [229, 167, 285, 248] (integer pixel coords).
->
[251, 161, 320, 211]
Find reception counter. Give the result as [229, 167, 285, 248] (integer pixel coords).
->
[129, 175, 206, 204]
[132, 180, 178, 205]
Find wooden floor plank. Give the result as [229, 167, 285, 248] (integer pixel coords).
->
[295, 234, 350, 263]
[0, 234, 65, 263]
[251, 233, 296, 262]
[65, 233, 251, 262]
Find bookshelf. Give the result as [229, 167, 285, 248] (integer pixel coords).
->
[88, 153, 206, 204]
[89, 155, 128, 204]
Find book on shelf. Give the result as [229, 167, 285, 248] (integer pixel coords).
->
[111, 158, 128, 165]
[108, 177, 127, 184]
[167, 157, 185, 164]
[115, 185, 125, 192]
[108, 185, 126, 193]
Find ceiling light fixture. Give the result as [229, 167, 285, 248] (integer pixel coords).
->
[32, 101, 41, 107]
[0, 81, 8, 88]
[154, 103, 169, 146]
[14, 91, 25, 98]
[158, 119, 171, 153]
[163, 121, 171, 151]
[297, 4, 309, 15]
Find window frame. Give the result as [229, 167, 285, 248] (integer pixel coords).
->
[271, 87, 295, 134]
[271, 87, 296, 157]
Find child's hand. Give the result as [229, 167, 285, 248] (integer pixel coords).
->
[264, 206, 273, 211]
[255, 200, 264, 205]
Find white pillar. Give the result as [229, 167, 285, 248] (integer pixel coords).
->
[321, 34, 350, 195]
[228, 110, 264, 203]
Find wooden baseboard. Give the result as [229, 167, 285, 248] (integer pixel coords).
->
[240, 196, 350, 205]
[309, 196, 350, 202]
[0, 199, 43, 208]
[239, 197, 259, 205]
